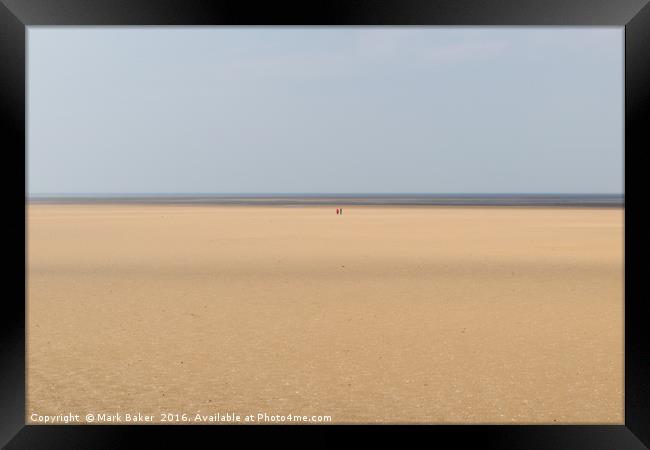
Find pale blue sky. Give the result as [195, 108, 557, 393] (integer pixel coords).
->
[28, 27, 623, 194]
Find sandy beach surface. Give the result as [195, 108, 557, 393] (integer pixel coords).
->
[27, 205, 623, 424]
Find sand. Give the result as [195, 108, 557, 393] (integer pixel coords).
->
[27, 205, 623, 424]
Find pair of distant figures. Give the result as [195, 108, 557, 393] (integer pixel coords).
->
[336, 208, 344, 215]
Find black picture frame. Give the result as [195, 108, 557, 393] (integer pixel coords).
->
[2, 0, 648, 448]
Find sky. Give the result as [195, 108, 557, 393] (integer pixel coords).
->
[28, 27, 623, 195]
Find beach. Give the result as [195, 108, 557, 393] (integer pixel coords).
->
[27, 204, 623, 424]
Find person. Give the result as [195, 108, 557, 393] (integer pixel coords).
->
[340, 208, 343, 215]
[336, 208, 339, 215]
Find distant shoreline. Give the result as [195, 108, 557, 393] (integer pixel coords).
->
[27, 194, 624, 208]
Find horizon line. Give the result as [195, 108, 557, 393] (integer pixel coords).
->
[27, 192, 625, 197]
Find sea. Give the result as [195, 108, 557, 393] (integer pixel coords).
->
[28, 193, 624, 207]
